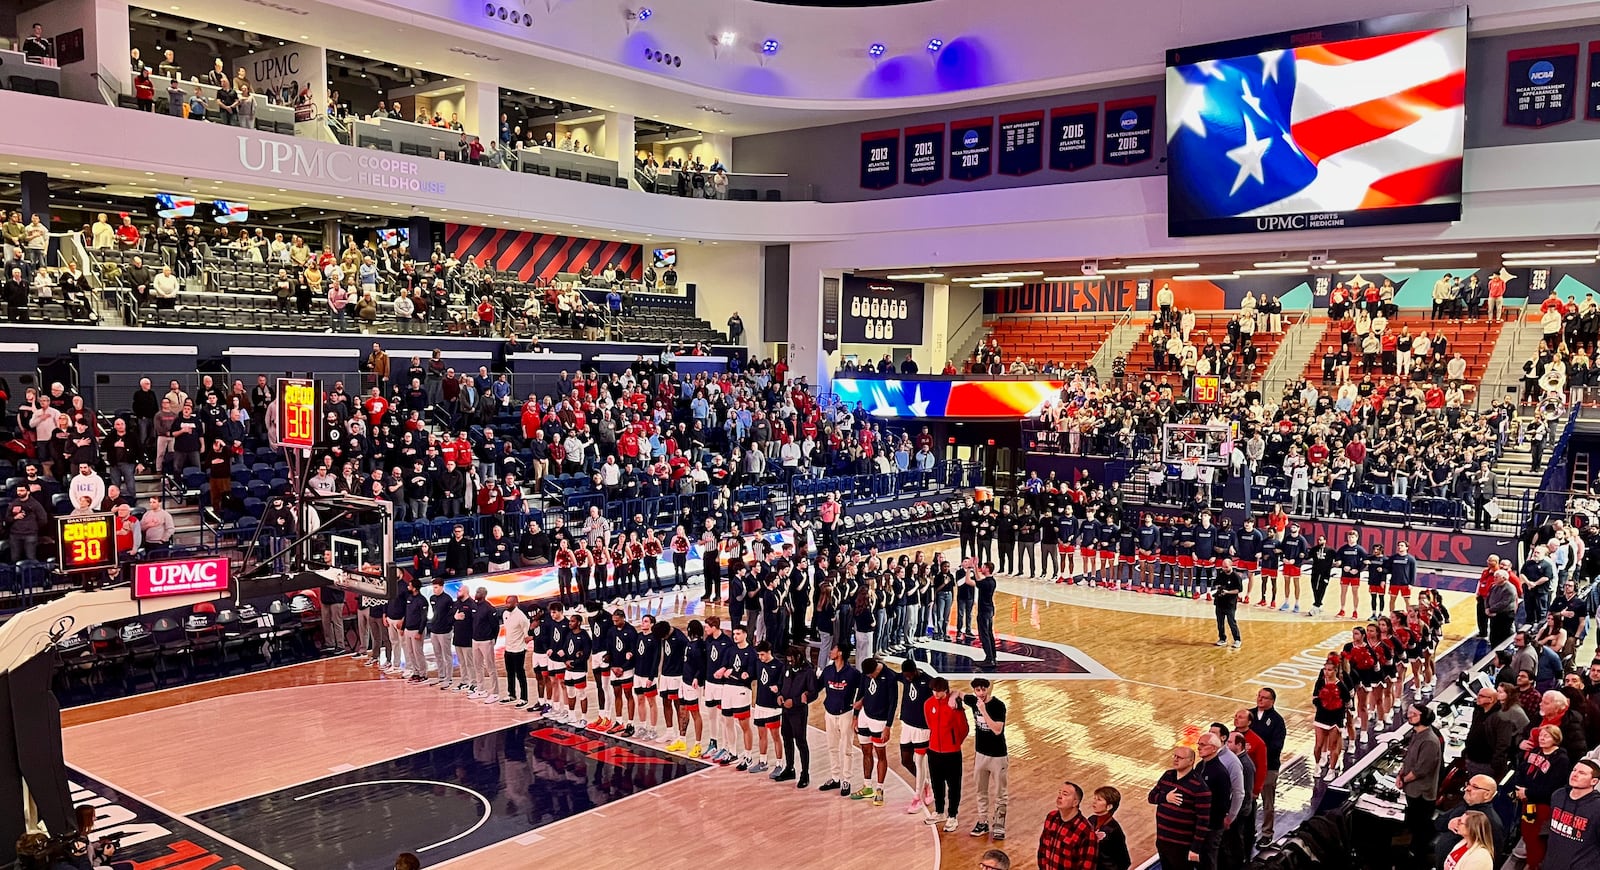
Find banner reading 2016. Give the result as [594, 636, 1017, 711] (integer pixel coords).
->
[1102, 97, 1156, 166]
[1049, 104, 1097, 172]
[1507, 43, 1580, 127]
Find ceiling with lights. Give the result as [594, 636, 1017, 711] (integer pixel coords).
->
[858, 243, 1600, 285]
[121, 0, 1534, 137]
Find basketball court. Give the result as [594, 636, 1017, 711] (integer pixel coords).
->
[57, 539, 1481, 869]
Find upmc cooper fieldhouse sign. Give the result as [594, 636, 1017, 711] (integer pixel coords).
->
[134, 556, 231, 599]
[236, 136, 447, 195]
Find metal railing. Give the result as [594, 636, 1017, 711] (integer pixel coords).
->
[1258, 301, 1317, 394]
[1086, 307, 1141, 375]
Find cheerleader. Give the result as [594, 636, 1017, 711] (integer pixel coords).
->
[1312, 654, 1353, 778]
[1376, 617, 1404, 716]
[573, 540, 594, 603]
[629, 531, 650, 595]
[1342, 626, 1381, 743]
[610, 535, 629, 599]
[670, 525, 691, 588]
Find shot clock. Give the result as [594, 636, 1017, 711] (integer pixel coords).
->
[275, 377, 320, 450]
[1190, 374, 1221, 406]
[58, 514, 116, 572]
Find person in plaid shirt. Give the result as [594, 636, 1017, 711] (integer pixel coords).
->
[1037, 780, 1098, 870]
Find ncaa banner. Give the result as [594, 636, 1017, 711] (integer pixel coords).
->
[842, 275, 924, 344]
[1506, 43, 1580, 127]
[1048, 104, 1098, 172]
[1587, 42, 1600, 120]
[860, 129, 900, 190]
[903, 123, 946, 186]
[998, 110, 1044, 176]
[1103, 97, 1156, 166]
[949, 117, 993, 181]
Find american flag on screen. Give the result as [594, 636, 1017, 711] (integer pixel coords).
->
[212, 201, 249, 224]
[1166, 28, 1466, 220]
[154, 193, 195, 219]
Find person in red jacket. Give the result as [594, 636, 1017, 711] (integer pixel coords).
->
[925, 676, 970, 832]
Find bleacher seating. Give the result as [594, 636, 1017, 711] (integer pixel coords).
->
[1300, 314, 1506, 389]
[979, 316, 1124, 368]
[1123, 312, 1290, 380]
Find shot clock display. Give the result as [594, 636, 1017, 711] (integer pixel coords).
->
[1191, 374, 1221, 405]
[58, 514, 116, 573]
[276, 377, 319, 449]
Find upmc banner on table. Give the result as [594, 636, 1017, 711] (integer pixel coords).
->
[1506, 43, 1579, 127]
[134, 556, 231, 599]
[842, 275, 924, 344]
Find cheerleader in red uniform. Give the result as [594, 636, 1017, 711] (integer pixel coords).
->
[1342, 626, 1380, 744]
[1312, 654, 1353, 778]
[642, 529, 664, 592]
[1376, 617, 1404, 717]
[670, 525, 691, 588]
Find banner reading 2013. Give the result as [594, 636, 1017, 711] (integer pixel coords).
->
[948, 117, 993, 182]
[860, 129, 899, 190]
[903, 124, 945, 186]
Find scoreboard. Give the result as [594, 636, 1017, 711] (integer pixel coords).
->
[58, 514, 116, 573]
[1190, 374, 1221, 405]
[275, 377, 319, 449]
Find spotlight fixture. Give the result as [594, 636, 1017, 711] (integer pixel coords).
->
[184, 29, 193, 41]
[719, 31, 737, 47]
[868, 42, 886, 58]
[926, 38, 943, 52]
[637, 7, 651, 20]
[762, 39, 779, 55]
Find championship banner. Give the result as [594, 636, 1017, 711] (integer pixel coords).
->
[903, 123, 946, 186]
[949, 117, 993, 182]
[1586, 42, 1600, 121]
[1049, 104, 1098, 172]
[821, 276, 841, 353]
[1506, 43, 1579, 127]
[1102, 96, 1156, 166]
[860, 129, 899, 190]
[842, 275, 924, 344]
[998, 110, 1044, 176]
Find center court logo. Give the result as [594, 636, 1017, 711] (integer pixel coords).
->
[1120, 110, 1139, 130]
[963, 130, 980, 148]
[885, 633, 1119, 681]
[1529, 60, 1555, 85]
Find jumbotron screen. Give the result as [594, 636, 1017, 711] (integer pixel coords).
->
[1165, 12, 1466, 237]
[831, 379, 1063, 419]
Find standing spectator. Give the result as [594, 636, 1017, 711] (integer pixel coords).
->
[1397, 703, 1443, 865]
[727, 311, 744, 346]
[1545, 760, 1600, 869]
[924, 675, 969, 833]
[21, 23, 51, 61]
[1037, 780, 1098, 870]
[501, 596, 530, 708]
[818, 642, 861, 796]
[315, 550, 347, 653]
[1249, 688, 1286, 846]
[1488, 569, 1520, 647]
[1213, 558, 1243, 649]
[1087, 785, 1131, 870]
[5, 482, 47, 561]
[975, 562, 998, 668]
[139, 496, 173, 554]
[967, 678, 1009, 840]
[1194, 731, 1237, 870]
[1148, 744, 1212, 870]
[469, 587, 502, 703]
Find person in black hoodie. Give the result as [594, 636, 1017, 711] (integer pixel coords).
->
[6, 482, 47, 561]
[426, 578, 456, 687]
[995, 504, 1015, 575]
[437, 459, 465, 518]
[470, 588, 503, 702]
[450, 586, 478, 693]
[444, 524, 475, 578]
[402, 578, 428, 682]
[777, 643, 819, 787]
[383, 580, 410, 676]
[3, 266, 28, 322]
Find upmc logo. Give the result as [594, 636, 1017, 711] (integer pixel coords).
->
[1120, 110, 1138, 130]
[1529, 60, 1555, 84]
[134, 556, 230, 598]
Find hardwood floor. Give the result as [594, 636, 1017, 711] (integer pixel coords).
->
[59, 541, 1478, 869]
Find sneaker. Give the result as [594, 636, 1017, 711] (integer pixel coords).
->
[924, 812, 947, 825]
[1255, 598, 1267, 607]
[1278, 602, 1289, 612]
[970, 822, 990, 837]
[906, 797, 924, 814]
[499, 697, 516, 704]
[688, 743, 703, 758]
[991, 828, 1006, 841]
[481, 695, 499, 704]
[1215, 639, 1229, 647]
[576, 718, 588, 730]
[851, 786, 875, 800]
[840, 782, 852, 798]
[1337, 610, 1346, 618]
[735, 760, 749, 771]
[818, 780, 840, 791]
[769, 765, 786, 780]
[797, 773, 809, 788]
[749, 761, 768, 774]
[622, 725, 635, 738]
[943, 818, 960, 833]
[666, 739, 687, 753]
[872, 788, 885, 807]
[592, 717, 611, 731]
[468, 691, 484, 700]
[1292, 605, 1301, 614]
[1231, 640, 1242, 649]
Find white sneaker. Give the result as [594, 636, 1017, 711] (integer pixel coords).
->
[943, 817, 959, 833]
[482, 695, 499, 704]
[924, 811, 947, 825]
[1231, 640, 1242, 649]
[468, 691, 485, 700]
